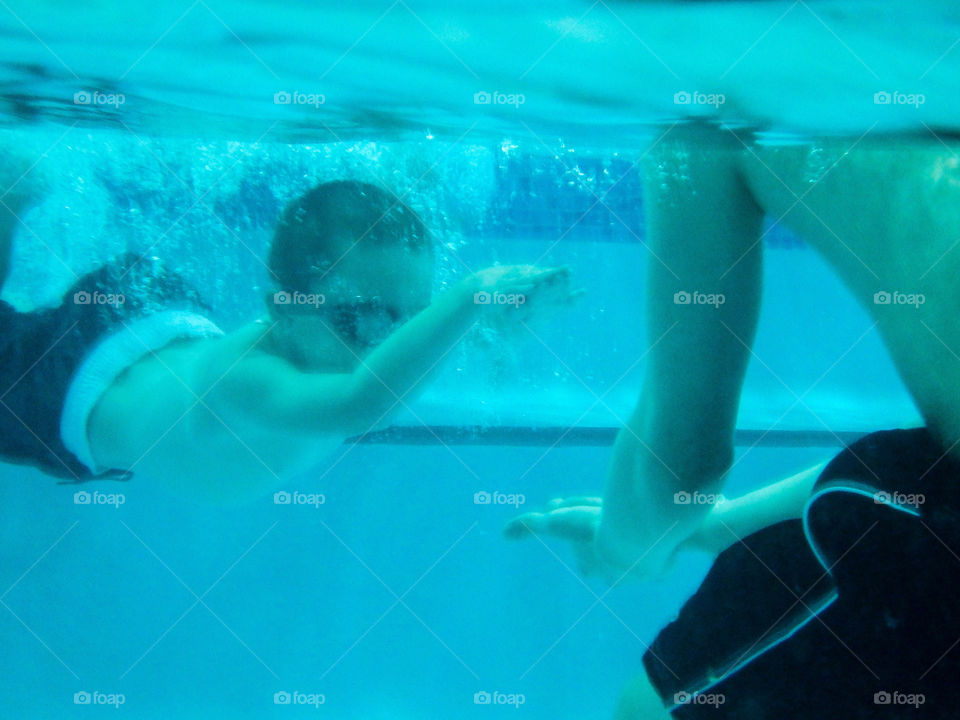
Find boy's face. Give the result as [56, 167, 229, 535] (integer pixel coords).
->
[278, 242, 433, 366]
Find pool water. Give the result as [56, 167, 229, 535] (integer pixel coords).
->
[0, 1, 953, 718]
[1, 440, 834, 719]
[0, 126, 921, 719]
[0, 0, 958, 139]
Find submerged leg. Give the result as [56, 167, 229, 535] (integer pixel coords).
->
[614, 668, 672, 720]
[0, 202, 14, 289]
[0, 151, 46, 290]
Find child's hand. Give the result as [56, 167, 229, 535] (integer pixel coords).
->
[504, 496, 625, 584]
[469, 264, 581, 325]
[473, 264, 568, 294]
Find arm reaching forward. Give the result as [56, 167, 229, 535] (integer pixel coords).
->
[505, 462, 826, 582]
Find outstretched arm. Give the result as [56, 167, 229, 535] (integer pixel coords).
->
[676, 461, 825, 556]
[505, 461, 826, 582]
[219, 265, 574, 436]
[344, 265, 572, 430]
[598, 126, 765, 576]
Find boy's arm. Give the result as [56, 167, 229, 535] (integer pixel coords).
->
[676, 462, 826, 557]
[225, 265, 571, 436]
[244, 275, 482, 436]
[595, 127, 765, 576]
[505, 462, 827, 582]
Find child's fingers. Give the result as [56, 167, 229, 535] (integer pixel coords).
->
[527, 266, 571, 287]
[543, 507, 599, 542]
[503, 507, 598, 543]
[537, 267, 572, 284]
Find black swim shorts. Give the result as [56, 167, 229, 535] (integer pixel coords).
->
[0, 252, 222, 482]
[643, 428, 960, 719]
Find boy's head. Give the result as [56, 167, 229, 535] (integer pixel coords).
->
[266, 180, 434, 367]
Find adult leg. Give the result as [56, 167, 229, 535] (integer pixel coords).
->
[614, 668, 672, 720]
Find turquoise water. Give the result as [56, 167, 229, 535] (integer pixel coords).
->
[0, 1, 952, 717]
[1, 1, 959, 139]
[1, 442, 832, 719]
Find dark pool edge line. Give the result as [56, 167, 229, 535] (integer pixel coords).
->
[347, 427, 867, 448]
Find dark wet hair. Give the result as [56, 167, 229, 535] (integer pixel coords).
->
[268, 180, 431, 293]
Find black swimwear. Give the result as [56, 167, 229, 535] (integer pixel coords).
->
[0, 252, 220, 482]
[643, 428, 960, 719]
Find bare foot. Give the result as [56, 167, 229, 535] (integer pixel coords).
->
[0, 139, 49, 288]
[0, 139, 49, 218]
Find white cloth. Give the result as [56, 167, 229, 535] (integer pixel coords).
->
[60, 310, 223, 475]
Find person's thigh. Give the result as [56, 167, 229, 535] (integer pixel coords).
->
[615, 668, 673, 720]
[740, 138, 960, 449]
[0, 215, 12, 289]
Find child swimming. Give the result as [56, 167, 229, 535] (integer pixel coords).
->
[0, 175, 575, 502]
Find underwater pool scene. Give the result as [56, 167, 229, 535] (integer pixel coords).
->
[1, 2, 959, 719]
